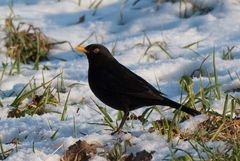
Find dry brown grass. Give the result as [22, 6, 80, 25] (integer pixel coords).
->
[4, 17, 51, 64]
[181, 114, 240, 141]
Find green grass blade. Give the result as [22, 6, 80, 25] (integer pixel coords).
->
[61, 88, 71, 121]
[212, 49, 221, 99]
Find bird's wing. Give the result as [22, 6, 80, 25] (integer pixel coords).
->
[97, 61, 165, 99]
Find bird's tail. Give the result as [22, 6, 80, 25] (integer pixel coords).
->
[161, 97, 201, 116]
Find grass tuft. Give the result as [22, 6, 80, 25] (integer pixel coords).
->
[4, 18, 50, 65]
[7, 73, 61, 118]
[4, 16, 69, 70]
[181, 114, 240, 141]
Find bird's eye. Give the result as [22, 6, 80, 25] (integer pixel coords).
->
[93, 48, 100, 54]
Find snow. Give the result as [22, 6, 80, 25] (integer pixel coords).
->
[0, 0, 239, 160]
[180, 114, 208, 132]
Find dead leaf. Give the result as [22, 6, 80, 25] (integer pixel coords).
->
[125, 150, 154, 161]
[79, 15, 85, 23]
[61, 140, 97, 161]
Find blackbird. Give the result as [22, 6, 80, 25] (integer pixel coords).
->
[75, 44, 201, 134]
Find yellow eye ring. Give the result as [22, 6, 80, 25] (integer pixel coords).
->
[93, 48, 100, 54]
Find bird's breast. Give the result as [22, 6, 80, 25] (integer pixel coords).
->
[88, 69, 128, 111]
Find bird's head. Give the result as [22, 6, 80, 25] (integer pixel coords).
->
[75, 44, 114, 66]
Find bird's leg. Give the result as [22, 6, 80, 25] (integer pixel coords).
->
[111, 110, 129, 135]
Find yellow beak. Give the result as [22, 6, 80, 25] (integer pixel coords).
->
[74, 46, 88, 53]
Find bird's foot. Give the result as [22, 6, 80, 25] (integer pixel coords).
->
[111, 128, 127, 135]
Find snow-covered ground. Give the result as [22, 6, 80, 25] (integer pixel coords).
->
[0, 0, 240, 160]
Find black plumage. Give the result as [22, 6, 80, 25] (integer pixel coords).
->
[75, 44, 201, 134]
